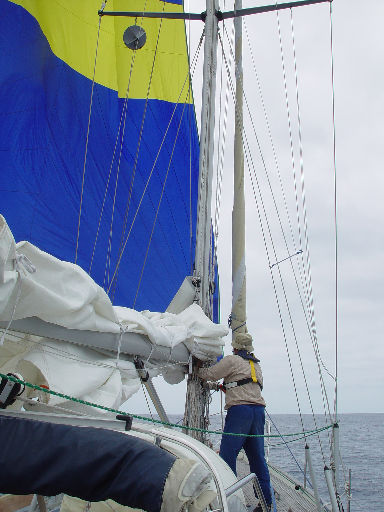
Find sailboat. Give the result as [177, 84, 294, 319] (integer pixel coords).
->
[0, 0, 348, 511]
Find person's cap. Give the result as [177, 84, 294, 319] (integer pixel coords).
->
[231, 332, 254, 352]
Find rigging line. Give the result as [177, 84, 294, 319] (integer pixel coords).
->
[108, 1, 166, 296]
[88, 55, 135, 275]
[276, 10, 332, 429]
[275, 7, 312, 327]
[187, 0, 194, 275]
[243, 18, 311, 333]
[270, 249, 303, 269]
[141, 380, 155, 423]
[103, 62, 137, 290]
[265, 411, 311, 486]
[189, 71, 193, 275]
[227, 21, 334, 406]
[243, 80, 329, 463]
[109, 30, 204, 303]
[75, 9, 103, 264]
[107, 32, 205, 295]
[289, 8, 333, 434]
[329, 1, 338, 422]
[145, 101, 192, 263]
[244, 19, 298, 268]
[219, 36, 307, 436]
[194, 28, 221, 286]
[288, 8, 323, 384]
[220, 30, 332, 444]
[108, 1, 159, 303]
[247, 155, 310, 442]
[213, 30, 225, 249]
[89, 0, 146, 279]
[214, 17, 232, 262]
[223, 22, 314, 337]
[220, 38, 330, 459]
[239, 65, 328, 464]
[132, 102, 188, 308]
[213, 2, 228, 239]
[208, 230, 215, 319]
[211, 18, 232, 316]
[212, 0, 228, 277]
[1, 370, 334, 438]
[283, 9, 334, 421]
[235, 12, 333, 437]
[137, 38, 205, 272]
[242, 17, 334, 422]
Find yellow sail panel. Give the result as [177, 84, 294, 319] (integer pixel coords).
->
[10, 0, 117, 91]
[114, 0, 192, 102]
[10, 0, 192, 103]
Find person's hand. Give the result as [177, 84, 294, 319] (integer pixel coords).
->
[202, 381, 220, 392]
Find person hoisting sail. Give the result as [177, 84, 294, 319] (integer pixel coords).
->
[197, 332, 272, 512]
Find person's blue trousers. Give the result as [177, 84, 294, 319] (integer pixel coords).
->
[219, 404, 272, 506]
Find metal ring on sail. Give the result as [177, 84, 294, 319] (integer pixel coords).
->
[123, 25, 147, 50]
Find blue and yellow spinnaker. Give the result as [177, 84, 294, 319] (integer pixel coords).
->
[1, 0, 200, 312]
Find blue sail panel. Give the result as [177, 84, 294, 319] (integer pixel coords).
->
[0, 0, 202, 313]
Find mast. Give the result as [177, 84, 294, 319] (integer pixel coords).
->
[194, 0, 219, 316]
[184, 0, 219, 441]
[231, 0, 247, 339]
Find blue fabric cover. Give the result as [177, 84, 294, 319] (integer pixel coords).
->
[0, 415, 176, 511]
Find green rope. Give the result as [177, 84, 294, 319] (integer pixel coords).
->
[0, 373, 333, 439]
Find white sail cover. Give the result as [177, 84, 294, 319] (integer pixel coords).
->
[0, 216, 227, 412]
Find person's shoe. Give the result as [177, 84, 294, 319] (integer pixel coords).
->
[253, 505, 271, 512]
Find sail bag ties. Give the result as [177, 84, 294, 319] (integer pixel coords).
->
[221, 360, 262, 392]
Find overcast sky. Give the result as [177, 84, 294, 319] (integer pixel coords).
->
[127, 0, 384, 416]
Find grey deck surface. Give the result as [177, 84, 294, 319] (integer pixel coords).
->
[237, 457, 329, 512]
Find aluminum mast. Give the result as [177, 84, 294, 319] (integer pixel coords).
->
[231, 0, 247, 339]
[184, 0, 219, 441]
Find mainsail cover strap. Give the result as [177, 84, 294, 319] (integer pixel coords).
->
[0, 415, 176, 512]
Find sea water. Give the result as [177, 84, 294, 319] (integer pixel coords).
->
[167, 412, 383, 511]
[260, 413, 384, 512]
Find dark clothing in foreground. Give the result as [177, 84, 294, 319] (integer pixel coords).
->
[0, 414, 175, 512]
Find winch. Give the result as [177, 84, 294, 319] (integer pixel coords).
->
[0, 373, 25, 409]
